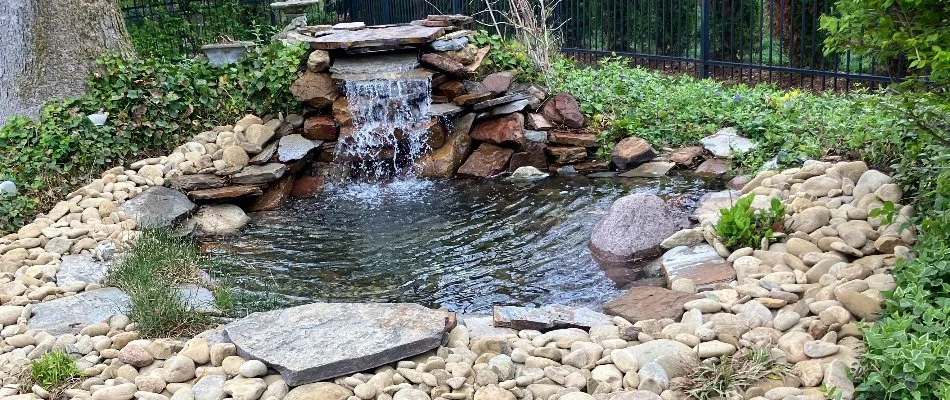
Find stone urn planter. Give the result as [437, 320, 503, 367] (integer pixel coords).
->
[201, 41, 256, 66]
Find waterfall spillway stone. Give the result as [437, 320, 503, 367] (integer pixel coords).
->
[333, 74, 433, 182]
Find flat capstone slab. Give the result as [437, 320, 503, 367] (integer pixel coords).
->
[303, 25, 445, 50]
[223, 302, 450, 386]
[29, 288, 130, 335]
[493, 304, 614, 331]
[117, 187, 196, 229]
[56, 254, 111, 290]
[329, 52, 420, 75]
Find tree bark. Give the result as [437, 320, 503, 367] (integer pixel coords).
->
[0, 0, 133, 125]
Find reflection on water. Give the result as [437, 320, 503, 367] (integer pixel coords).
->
[211, 174, 721, 313]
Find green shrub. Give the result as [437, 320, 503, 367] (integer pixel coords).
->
[550, 57, 915, 169]
[108, 229, 212, 337]
[715, 195, 786, 250]
[29, 351, 82, 391]
[471, 31, 542, 82]
[0, 42, 306, 235]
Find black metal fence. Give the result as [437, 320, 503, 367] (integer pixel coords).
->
[121, 0, 902, 90]
[337, 0, 904, 90]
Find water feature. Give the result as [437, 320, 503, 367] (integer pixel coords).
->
[212, 174, 722, 313]
[331, 52, 433, 185]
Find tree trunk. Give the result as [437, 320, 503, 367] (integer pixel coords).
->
[0, 0, 133, 125]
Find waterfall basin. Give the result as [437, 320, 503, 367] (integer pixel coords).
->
[211, 174, 722, 314]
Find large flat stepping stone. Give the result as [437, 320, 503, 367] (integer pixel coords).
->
[223, 303, 450, 386]
[29, 288, 130, 335]
[492, 305, 613, 330]
[661, 245, 735, 290]
[303, 25, 445, 50]
[117, 187, 196, 229]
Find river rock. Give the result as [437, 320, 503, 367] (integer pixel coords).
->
[284, 382, 352, 400]
[29, 288, 130, 335]
[55, 254, 110, 290]
[700, 127, 755, 158]
[224, 303, 449, 386]
[195, 205, 249, 236]
[612, 137, 657, 170]
[589, 193, 677, 267]
[668, 146, 704, 167]
[542, 92, 584, 129]
[604, 287, 698, 322]
[836, 290, 882, 321]
[823, 361, 855, 400]
[117, 187, 196, 229]
[457, 143, 513, 178]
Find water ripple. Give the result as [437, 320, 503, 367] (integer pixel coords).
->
[212, 174, 720, 313]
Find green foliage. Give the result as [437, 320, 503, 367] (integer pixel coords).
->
[821, 0, 950, 85]
[471, 30, 541, 82]
[715, 195, 786, 250]
[551, 57, 916, 172]
[0, 43, 306, 234]
[108, 229, 213, 337]
[676, 347, 792, 400]
[29, 351, 82, 391]
[857, 156, 950, 399]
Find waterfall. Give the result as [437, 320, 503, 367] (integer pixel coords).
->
[333, 77, 433, 183]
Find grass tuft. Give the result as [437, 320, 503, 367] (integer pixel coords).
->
[26, 351, 82, 394]
[108, 229, 211, 337]
[675, 347, 792, 400]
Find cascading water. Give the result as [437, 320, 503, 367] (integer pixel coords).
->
[332, 77, 433, 185]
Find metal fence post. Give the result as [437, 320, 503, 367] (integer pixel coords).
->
[451, 0, 462, 15]
[700, 0, 711, 78]
[381, 0, 391, 24]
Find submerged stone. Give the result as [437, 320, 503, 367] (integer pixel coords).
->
[223, 302, 450, 386]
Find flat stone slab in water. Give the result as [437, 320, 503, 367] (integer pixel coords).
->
[117, 187, 196, 229]
[223, 303, 450, 386]
[29, 288, 130, 335]
[56, 254, 111, 290]
[303, 25, 445, 50]
[492, 305, 614, 330]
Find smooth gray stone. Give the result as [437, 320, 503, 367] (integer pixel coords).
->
[431, 37, 468, 52]
[589, 193, 677, 268]
[29, 288, 130, 335]
[427, 103, 464, 118]
[55, 254, 111, 290]
[223, 303, 449, 386]
[117, 187, 196, 229]
[277, 135, 322, 162]
[472, 92, 531, 111]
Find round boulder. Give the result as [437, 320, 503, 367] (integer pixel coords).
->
[589, 193, 677, 267]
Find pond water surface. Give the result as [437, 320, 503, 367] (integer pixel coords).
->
[212, 174, 721, 313]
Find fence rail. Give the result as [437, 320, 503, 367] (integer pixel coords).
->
[121, 0, 903, 90]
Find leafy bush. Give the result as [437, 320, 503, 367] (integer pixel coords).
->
[107, 229, 212, 337]
[471, 30, 542, 82]
[675, 347, 792, 400]
[28, 351, 82, 391]
[550, 57, 915, 171]
[0, 43, 306, 234]
[715, 195, 786, 250]
[857, 152, 950, 399]
[821, 0, 950, 85]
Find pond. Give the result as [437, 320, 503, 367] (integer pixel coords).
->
[211, 174, 722, 314]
